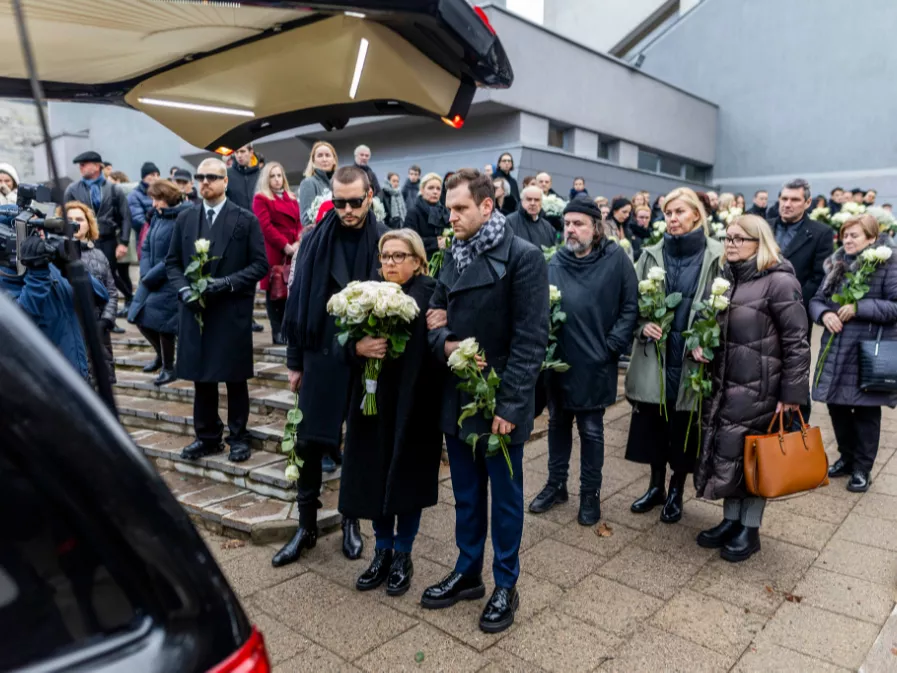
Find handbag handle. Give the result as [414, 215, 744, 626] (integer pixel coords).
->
[764, 408, 809, 435]
[874, 324, 884, 356]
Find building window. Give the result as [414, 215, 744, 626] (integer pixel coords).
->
[684, 163, 709, 183]
[597, 139, 611, 160]
[548, 122, 572, 150]
[660, 155, 683, 176]
[638, 150, 659, 172]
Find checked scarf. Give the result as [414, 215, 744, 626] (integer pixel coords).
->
[453, 210, 507, 273]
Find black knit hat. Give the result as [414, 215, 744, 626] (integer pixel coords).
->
[141, 162, 161, 179]
[563, 194, 603, 221]
[611, 197, 631, 214]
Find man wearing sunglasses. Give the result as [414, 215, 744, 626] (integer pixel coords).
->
[166, 158, 269, 464]
[273, 165, 389, 568]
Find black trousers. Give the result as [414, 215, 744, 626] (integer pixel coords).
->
[95, 236, 132, 303]
[136, 326, 175, 369]
[265, 291, 285, 340]
[193, 381, 250, 447]
[827, 404, 882, 473]
[624, 403, 699, 474]
[296, 439, 326, 527]
[547, 397, 605, 493]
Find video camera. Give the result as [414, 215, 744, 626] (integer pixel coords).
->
[0, 184, 79, 275]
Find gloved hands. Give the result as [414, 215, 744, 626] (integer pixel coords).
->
[204, 277, 232, 296]
[178, 287, 202, 314]
[19, 236, 54, 270]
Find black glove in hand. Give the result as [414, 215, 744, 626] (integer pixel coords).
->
[178, 287, 202, 314]
[19, 236, 54, 270]
[204, 277, 232, 296]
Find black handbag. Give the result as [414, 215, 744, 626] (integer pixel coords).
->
[859, 326, 897, 392]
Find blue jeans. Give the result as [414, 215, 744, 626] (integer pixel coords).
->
[547, 399, 605, 493]
[445, 435, 524, 589]
[372, 511, 422, 553]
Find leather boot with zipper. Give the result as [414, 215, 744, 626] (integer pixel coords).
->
[630, 463, 666, 513]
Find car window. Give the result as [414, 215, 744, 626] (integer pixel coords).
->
[0, 453, 139, 671]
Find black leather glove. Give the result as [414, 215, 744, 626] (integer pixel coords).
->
[19, 236, 54, 270]
[178, 287, 202, 314]
[204, 277, 232, 296]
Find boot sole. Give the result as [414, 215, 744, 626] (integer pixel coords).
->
[479, 593, 520, 633]
[528, 493, 569, 514]
[720, 543, 761, 563]
[356, 574, 389, 592]
[846, 482, 870, 493]
[386, 567, 414, 596]
[420, 584, 486, 609]
[659, 511, 682, 524]
[181, 445, 224, 460]
[630, 496, 666, 514]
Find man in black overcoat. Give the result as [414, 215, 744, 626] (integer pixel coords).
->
[165, 158, 268, 463]
[505, 185, 558, 249]
[423, 169, 548, 634]
[271, 166, 388, 568]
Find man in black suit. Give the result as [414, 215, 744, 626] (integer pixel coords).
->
[166, 158, 269, 463]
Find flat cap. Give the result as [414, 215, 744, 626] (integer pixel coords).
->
[73, 150, 103, 164]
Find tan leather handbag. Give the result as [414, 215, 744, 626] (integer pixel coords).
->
[743, 410, 829, 498]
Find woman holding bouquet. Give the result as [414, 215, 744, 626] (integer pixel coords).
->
[810, 214, 897, 492]
[625, 187, 723, 524]
[405, 173, 451, 260]
[340, 229, 443, 596]
[297, 140, 337, 227]
[695, 215, 809, 562]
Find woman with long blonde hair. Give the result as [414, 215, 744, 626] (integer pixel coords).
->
[298, 140, 338, 227]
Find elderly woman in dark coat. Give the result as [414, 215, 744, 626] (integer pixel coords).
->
[340, 229, 443, 597]
[695, 215, 810, 563]
[811, 214, 897, 493]
[404, 172, 450, 259]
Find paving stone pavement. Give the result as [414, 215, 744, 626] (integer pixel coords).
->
[195, 398, 897, 673]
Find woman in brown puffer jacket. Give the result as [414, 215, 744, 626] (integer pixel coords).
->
[693, 215, 810, 563]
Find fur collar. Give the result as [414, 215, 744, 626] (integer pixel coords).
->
[821, 233, 896, 296]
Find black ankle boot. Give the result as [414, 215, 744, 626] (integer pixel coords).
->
[342, 517, 363, 560]
[631, 464, 666, 513]
[721, 525, 761, 562]
[386, 551, 414, 596]
[271, 525, 317, 567]
[154, 368, 177, 386]
[847, 469, 870, 492]
[696, 519, 742, 549]
[356, 549, 392, 591]
[528, 482, 568, 514]
[660, 472, 686, 523]
[578, 490, 601, 526]
[142, 355, 162, 373]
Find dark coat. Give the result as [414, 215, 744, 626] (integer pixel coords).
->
[493, 167, 519, 213]
[405, 196, 450, 259]
[226, 163, 261, 211]
[548, 240, 638, 410]
[130, 203, 190, 335]
[297, 169, 332, 227]
[80, 242, 117, 326]
[695, 259, 810, 500]
[429, 224, 549, 444]
[401, 179, 420, 212]
[506, 208, 558, 249]
[63, 179, 131, 244]
[355, 162, 382, 197]
[768, 214, 833, 312]
[339, 275, 443, 519]
[252, 192, 301, 291]
[127, 181, 154, 236]
[165, 200, 269, 382]
[810, 235, 897, 408]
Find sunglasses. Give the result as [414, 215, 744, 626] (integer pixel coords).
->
[332, 197, 367, 209]
[195, 173, 225, 183]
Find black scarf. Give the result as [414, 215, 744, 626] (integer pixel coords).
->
[283, 209, 381, 350]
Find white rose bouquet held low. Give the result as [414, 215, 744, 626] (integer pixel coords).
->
[815, 245, 893, 387]
[681, 277, 731, 451]
[306, 189, 332, 226]
[448, 337, 514, 476]
[327, 280, 420, 415]
[184, 238, 218, 333]
[281, 395, 304, 481]
[647, 220, 667, 246]
[428, 228, 455, 276]
[541, 193, 567, 218]
[637, 266, 682, 420]
[542, 285, 571, 372]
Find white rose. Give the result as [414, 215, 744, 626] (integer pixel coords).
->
[284, 464, 300, 481]
[620, 239, 632, 250]
[345, 302, 367, 324]
[711, 278, 731, 296]
[638, 279, 656, 294]
[876, 246, 893, 262]
[647, 266, 665, 282]
[549, 285, 562, 304]
[194, 238, 211, 255]
[862, 248, 878, 262]
[710, 294, 730, 311]
[458, 337, 480, 359]
[373, 295, 390, 318]
[326, 293, 349, 318]
[653, 221, 667, 234]
[447, 348, 467, 371]
[400, 299, 419, 322]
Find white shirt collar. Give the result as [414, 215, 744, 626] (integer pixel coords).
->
[203, 197, 226, 225]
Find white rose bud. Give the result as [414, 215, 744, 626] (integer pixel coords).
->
[620, 239, 632, 250]
[638, 279, 656, 294]
[710, 294, 730, 311]
[876, 246, 893, 262]
[862, 248, 878, 262]
[647, 266, 666, 282]
[711, 278, 731, 296]
[194, 238, 211, 255]
[284, 464, 300, 481]
[653, 221, 667, 233]
[447, 348, 466, 371]
[458, 337, 480, 358]
[549, 285, 562, 304]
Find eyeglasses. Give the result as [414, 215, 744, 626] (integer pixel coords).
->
[379, 252, 412, 264]
[195, 173, 225, 183]
[724, 235, 759, 246]
[332, 197, 366, 209]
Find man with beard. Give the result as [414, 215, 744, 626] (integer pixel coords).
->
[505, 185, 558, 249]
[422, 168, 548, 634]
[165, 158, 269, 463]
[529, 198, 637, 524]
[272, 166, 388, 567]
[747, 190, 768, 217]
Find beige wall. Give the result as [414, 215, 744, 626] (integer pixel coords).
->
[0, 100, 44, 182]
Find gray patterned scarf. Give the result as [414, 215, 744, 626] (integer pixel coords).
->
[453, 210, 507, 273]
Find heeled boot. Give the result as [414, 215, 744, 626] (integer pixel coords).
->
[271, 525, 317, 567]
[630, 464, 666, 513]
[660, 471, 686, 523]
[342, 517, 363, 560]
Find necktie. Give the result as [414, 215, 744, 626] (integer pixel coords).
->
[207, 208, 215, 228]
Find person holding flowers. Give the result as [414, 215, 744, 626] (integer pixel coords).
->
[624, 187, 723, 524]
[694, 215, 809, 562]
[810, 214, 897, 493]
[528, 198, 638, 526]
[423, 168, 548, 634]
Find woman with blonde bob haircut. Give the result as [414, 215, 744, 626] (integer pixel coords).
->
[693, 214, 809, 562]
[378, 228, 429, 278]
[298, 140, 338, 226]
[624, 185, 723, 525]
[404, 172, 450, 259]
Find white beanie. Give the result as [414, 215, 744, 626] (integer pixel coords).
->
[0, 162, 19, 187]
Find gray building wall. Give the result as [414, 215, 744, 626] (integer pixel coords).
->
[637, 0, 897, 202]
[0, 100, 44, 182]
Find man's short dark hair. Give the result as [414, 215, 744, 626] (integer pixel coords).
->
[831, 186, 843, 195]
[103, 162, 112, 168]
[332, 165, 370, 191]
[852, 187, 864, 195]
[445, 168, 495, 205]
[409, 165, 421, 173]
[754, 189, 767, 198]
[883, 203, 892, 208]
[782, 178, 811, 201]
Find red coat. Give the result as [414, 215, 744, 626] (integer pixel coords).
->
[252, 192, 301, 290]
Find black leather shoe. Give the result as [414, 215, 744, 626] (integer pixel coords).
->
[386, 551, 414, 596]
[420, 571, 486, 609]
[660, 473, 685, 524]
[252, 320, 264, 333]
[322, 455, 338, 474]
[154, 368, 177, 386]
[479, 587, 519, 634]
[273, 333, 286, 346]
[696, 519, 742, 549]
[578, 490, 601, 526]
[847, 469, 870, 493]
[631, 465, 667, 513]
[720, 525, 761, 563]
[180, 439, 223, 460]
[356, 549, 393, 591]
[528, 482, 568, 514]
[271, 526, 317, 567]
[142, 356, 162, 373]
[228, 443, 251, 463]
[829, 458, 851, 478]
[342, 518, 363, 560]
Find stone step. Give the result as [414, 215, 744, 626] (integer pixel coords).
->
[113, 353, 292, 389]
[112, 336, 287, 363]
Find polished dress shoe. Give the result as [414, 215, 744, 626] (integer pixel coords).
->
[696, 519, 742, 549]
[356, 549, 392, 591]
[180, 439, 223, 460]
[720, 525, 761, 563]
[228, 442, 251, 463]
[154, 368, 177, 386]
[386, 551, 414, 597]
[829, 458, 851, 478]
[578, 490, 601, 526]
[528, 482, 568, 514]
[342, 517, 363, 560]
[479, 587, 519, 634]
[420, 571, 486, 609]
[142, 356, 163, 373]
[322, 454, 338, 474]
[271, 526, 317, 567]
[847, 469, 870, 493]
[660, 473, 685, 524]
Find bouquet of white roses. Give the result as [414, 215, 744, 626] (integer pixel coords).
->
[372, 196, 387, 222]
[184, 238, 218, 333]
[647, 220, 667, 246]
[637, 266, 682, 420]
[448, 337, 514, 476]
[428, 228, 455, 277]
[541, 193, 567, 218]
[281, 394, 304, 482]
[327, 281, 420, 415]
[815, 245, 893, 387]
[866, 206, 895, 234]
[542, 285, 571, 372]
[305, 189, 332, 225]
[809, 206, 832, 227]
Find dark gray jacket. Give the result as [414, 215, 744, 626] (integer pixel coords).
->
[297, 168, 332, 227]
[506, 208, 558, 250]
[63, 180, 131, 244]
[80, 242, 117, 325]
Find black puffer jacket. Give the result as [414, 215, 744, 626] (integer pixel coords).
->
[404, 196, 449, 259]
[80, 242, 117, 325]
[226, 163, 260, 211]
[696, 258, 810, 500]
